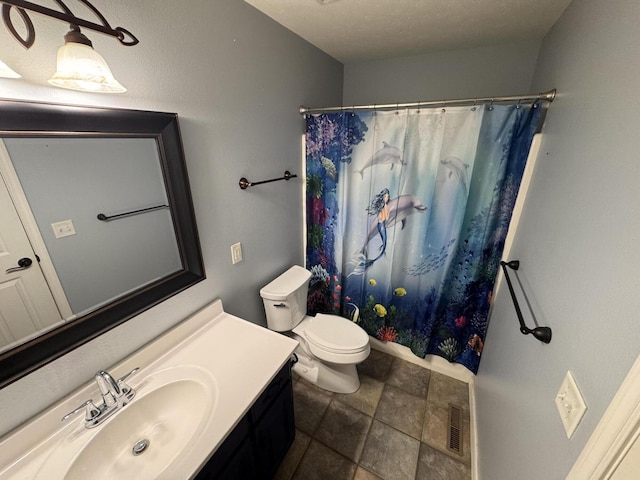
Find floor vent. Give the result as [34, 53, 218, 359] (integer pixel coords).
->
[447, 404, 463, 456]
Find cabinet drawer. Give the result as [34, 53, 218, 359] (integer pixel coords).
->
[251, 362, 291, 422]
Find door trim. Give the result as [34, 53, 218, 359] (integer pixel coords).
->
[0, 140, 73, 319]
[567, 354, 640, 479]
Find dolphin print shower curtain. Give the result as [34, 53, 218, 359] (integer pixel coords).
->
[305, 103, 541, 373]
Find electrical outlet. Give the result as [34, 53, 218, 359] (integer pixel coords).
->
[51, 219, 76, 239]
[230, 242, 242, 264]
[555, 371, 587, 438]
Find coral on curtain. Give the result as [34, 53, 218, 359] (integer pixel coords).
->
[305, 103, 541, 373]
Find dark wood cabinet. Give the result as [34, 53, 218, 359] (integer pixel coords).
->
[253, 379, 295, 478]
[194, 362, 295, 480]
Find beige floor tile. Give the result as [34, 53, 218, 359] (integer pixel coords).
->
[386, 357, 431, 398]
[427, 372, 469, 412]
[375, 384, 426, 439]
[335, 374, 384, 416]
[358, 348, 394, 382]
[273, 429, 311, 480]
[292, 378, 332, 435]
[315, 400, 373, 462]
[415, 443, 471, 480]
[360, 420, 421, 480]
[292, 439, 357, 480]
[354, 466, 384, 480]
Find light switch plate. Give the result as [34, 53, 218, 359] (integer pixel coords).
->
[556, 371, 587, 438]
[51, 219, 76, 239]
[230, 242, 242, 264]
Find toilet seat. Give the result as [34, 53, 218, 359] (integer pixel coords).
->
[294, 314, 370, 364]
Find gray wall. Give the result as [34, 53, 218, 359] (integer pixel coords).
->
[475, 0, 640, 478]
[0, 0, 342, 435]
[6, 137, 181, 315]
[343, 41, 541, 105]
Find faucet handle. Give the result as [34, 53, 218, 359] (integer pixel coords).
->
[61, 399, 101, 423]
[117, 367, 139, 384]
[117, 367, 139, 398]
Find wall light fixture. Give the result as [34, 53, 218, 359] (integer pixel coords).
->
[1, 0, 138, 92]
[0, 57, 21, 78]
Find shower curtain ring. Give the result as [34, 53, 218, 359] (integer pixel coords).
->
[532, 95, 540, 108]
[488, 99, 494, 111]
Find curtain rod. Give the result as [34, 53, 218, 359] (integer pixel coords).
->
[299, 88, 556, 115]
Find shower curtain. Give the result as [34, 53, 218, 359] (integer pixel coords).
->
[305, 103, 541, 373]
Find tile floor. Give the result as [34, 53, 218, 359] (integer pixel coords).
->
[274, 349, 472, 480]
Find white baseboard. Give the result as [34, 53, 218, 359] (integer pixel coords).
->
[469, 380, 479, 480]
[369, 337, 474, 383]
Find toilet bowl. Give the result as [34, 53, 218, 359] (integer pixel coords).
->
[294, 314, 369, 364]
[260, 266, 370, 393]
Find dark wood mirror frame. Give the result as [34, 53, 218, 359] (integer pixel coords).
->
[0, 99, 205, 388]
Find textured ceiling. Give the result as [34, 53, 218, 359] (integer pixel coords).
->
[244, 0, 573, 63]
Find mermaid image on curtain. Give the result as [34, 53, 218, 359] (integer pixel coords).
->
[350, 188, 429, 276]
[350, 188, 389, 275]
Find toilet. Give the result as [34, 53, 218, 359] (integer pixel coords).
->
[260, 265, 370, 394]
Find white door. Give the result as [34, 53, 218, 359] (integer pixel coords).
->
[0, 172, 63, 352]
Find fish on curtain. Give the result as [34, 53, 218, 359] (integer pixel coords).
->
[305, 104, 541, 373]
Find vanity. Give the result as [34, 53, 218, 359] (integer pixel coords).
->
[0, 300, 298, 479]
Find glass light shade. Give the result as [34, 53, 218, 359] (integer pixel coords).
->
[0, 59, 21, 79]
[48, 42, 126, 93]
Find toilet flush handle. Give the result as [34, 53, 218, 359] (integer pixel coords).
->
[274, 303, 288, 308]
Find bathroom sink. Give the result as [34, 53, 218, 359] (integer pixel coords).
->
[36, 366, 216, 480]
[0, 301, 299, 480]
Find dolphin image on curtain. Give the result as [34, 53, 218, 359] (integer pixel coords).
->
[305, 103, 541, 373]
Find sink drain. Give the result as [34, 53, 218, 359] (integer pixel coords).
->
[132, 438, 150, 456]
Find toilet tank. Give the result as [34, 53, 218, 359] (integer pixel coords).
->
[260, 266, 311, 332]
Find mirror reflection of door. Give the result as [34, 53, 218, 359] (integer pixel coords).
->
[0, 173, 64, 353]
[0, 135, 182, 323]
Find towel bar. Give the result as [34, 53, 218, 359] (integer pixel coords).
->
[500, 260, 552, 344]
[97, 204, 168, 221]
[239, 170, 297, 190]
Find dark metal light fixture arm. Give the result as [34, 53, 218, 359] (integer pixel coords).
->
[499, 260, 552, 344]
[1, 0, 138, 48]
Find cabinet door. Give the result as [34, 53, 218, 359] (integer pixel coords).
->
[253, 380, 295, 479]
[215, 439, 258, 480]
[194, 415, 255, 480]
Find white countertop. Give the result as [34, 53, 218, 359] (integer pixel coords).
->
[0, 299, 298, 479]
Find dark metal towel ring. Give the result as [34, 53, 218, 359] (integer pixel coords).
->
[500, 260, 552, 344]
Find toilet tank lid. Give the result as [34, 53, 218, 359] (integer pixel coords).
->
[260, 265, 311, 301]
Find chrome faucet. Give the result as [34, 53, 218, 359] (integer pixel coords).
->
[62, 367, 139, 428]
[95, 370, 122, 408]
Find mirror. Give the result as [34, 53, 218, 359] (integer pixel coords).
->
[0, 99, 205, 388]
